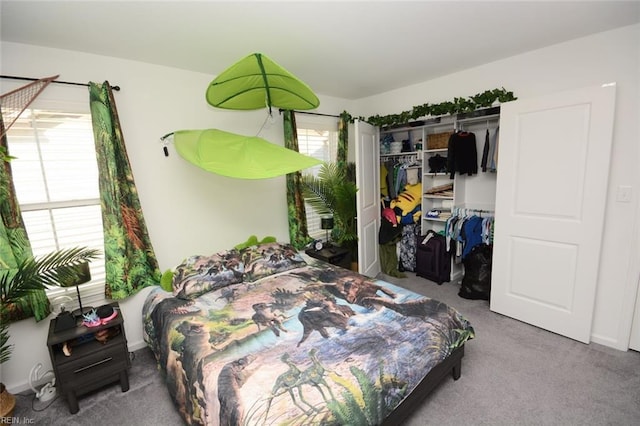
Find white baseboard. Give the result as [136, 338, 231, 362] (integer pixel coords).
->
[590, 333, 628, 351]
[128, 339, 148, 352]
[8, 381, 32, 395]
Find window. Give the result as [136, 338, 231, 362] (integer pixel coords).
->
[6, 105, 106, 297]
[297, 122, 338, 240]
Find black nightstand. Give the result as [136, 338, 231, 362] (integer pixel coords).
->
[305, 245, 352, 269]
[46, 302, 130, 414]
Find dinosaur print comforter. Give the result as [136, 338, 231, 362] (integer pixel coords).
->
[143, 259, 474, 426]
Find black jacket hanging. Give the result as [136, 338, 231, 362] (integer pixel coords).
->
[447, 131, 478, 178]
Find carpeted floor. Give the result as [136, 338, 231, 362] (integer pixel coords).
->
[11, 348, 181, 426]
[12, 272, 640, 425]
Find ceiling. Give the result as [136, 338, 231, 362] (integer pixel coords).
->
[2, 1, 639, 100]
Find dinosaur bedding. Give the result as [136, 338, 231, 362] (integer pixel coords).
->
[142, 242, 474, 425]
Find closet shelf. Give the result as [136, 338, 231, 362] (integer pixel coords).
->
[380, 151, 421, 157]
[424, 148, 448, 153]
[423, 216, 449, 223]
[424, 195, 454, 200]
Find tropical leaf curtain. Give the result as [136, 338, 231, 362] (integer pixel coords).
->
[283, 110, 351, 250]
[283, 110, 312, 250]
[89, 82, 161, 299]
[0, 115, 51, 321]
[337, 111, 350, 176]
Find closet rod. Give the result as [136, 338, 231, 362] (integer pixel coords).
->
[456, 113, 500, 125]
[454, 206, 494, 211]
[456, 106, 500, 121]
[1, 75, 120, 91]
[453, 207, 495, 215]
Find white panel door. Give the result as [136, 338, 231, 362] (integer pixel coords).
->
[630, 275, 640, 351]
[354, 119, 380, 277]
[490, 84, 616, 343]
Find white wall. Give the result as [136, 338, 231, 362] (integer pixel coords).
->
[354, 24, 640, 351]
[0, 42, 353, 391]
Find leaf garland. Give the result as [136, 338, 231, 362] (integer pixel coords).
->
[344, 87, 517, 128]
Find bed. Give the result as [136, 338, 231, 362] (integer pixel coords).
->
[142, 241, 474, 425]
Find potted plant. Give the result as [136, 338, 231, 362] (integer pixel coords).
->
[0, 247, 99, 416]
[302, 162, 358, 268]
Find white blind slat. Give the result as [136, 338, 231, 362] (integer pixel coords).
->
[6, 107, 106, 291]
[297, 126, 338, 240]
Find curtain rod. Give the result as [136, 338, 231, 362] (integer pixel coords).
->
[0, 75, 120, 91]
[279, 109, 339, 118]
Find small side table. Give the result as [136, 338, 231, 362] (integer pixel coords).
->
[305, 245, 352, 269]
[46, 302, 130, 414]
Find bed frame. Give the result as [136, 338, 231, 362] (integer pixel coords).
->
[381, 344, 465, 425]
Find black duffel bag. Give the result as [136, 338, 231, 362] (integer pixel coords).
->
[459, 243, 493, 300]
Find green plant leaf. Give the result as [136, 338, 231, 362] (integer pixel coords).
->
[0, 246, 101, 365]
[302, 162, 358, 251]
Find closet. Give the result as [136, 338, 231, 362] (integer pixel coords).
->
[353, 83, 617, 344]
[376, 107, 500, 281]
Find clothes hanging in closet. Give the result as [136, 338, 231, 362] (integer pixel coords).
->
[394, 165, 408, 197]
[447, 131, 477, 178]
[481, 126, 500, 172]
[461, 215, 484, 258]
[399, 222, 421, 272]
[445, 210, 495, 264]
[381, 159, 421, 200]
[481, 129, 490, 172]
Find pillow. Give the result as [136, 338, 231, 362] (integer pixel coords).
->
[172, 249, 244, 299]
[234, 235, 277, 251]
[240, 242, 306, 283]
[160, 269, 174, 292]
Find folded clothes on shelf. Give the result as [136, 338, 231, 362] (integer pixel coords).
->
[425, 182, 454, 195]
[426, 209, 452, 219]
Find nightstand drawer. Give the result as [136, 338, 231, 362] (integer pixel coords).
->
[59, 356, 128, 389]
[58, 343, 126, 375]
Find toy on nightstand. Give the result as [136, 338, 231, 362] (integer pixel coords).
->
[54, 307, 77, 333]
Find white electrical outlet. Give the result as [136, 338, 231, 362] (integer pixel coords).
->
[617, 185, 632, 203]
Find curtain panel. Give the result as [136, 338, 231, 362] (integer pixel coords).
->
[89, 82, 161, 299]
[0, 116, 51, 322]
[282, 110, 312, 250]
[337, 111, 350, 175]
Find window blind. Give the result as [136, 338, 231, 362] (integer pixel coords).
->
[6, 108, 106, 288]
[297, 126, 338, 240]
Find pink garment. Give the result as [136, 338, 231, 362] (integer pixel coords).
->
[381, 207, 397, 225]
